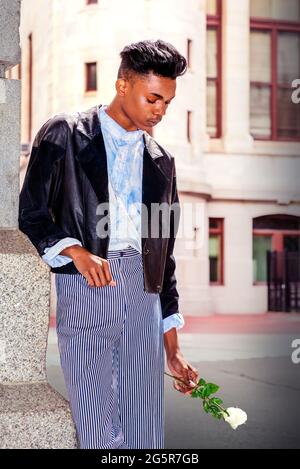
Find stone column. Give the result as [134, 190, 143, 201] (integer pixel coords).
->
[222, 0, 254, 153]
[0, 0, 77, 448]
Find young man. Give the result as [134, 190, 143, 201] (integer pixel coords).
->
[19, 39, 198, 449]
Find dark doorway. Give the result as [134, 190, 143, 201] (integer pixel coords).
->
[267, 250, 300, 312]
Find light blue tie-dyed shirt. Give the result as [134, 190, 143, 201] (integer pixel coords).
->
[99, 104, 144, 253]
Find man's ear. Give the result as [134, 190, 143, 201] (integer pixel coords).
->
[115, 78, 127, 97]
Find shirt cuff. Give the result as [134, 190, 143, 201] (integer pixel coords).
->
[42, 237, 82, 268]
[163, 312, 185, 334]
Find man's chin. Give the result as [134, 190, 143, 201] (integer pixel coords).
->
[139, 123, 156, 131]
[145, 121, 160, 129]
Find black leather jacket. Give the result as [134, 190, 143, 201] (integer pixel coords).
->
[18, 104, 181, 320]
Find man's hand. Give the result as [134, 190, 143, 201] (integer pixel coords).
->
[166, 350, 199, 395]
[60, 245, 116, 288]
[164, 327, 199, 395]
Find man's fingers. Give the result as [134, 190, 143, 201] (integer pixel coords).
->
[90, 268, 102, 287]
[74, 252, 116, 287]
[83, 264, 116, 288]
[173, 380, 185, 393]
[173, 379, 193, 395]
[186, 365, 199, 384]
[97, 265, 107, 286]
[102, 261, 114, 283]
[84, 271, 95, 287]
[177, 370, 197, 390]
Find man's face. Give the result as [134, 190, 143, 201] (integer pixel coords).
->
[118, 72, 177, 130]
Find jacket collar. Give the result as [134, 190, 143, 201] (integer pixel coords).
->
[74, 104, 170, 204]
[99, 104, 144, 146]
[76, 104, 166, 161]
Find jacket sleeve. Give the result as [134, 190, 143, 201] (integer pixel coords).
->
[159, 163, 181, 320]
[18, 116, 71, 257]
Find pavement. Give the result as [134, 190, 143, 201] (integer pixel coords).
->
[46, 313, 300, 449]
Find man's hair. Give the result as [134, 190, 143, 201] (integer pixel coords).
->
[118, 39, 187, 80]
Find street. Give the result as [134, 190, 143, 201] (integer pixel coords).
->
[46, 313, 300, 449]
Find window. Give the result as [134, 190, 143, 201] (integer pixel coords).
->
[209, 218, 224, 284]
[253, 214, 300, 283]
[253, 235, 273, 282]
[85, 62, 97, 92]
[250, 0, 300, 141]
[206, 0, 222, 138]
[250, 0, 300, 22]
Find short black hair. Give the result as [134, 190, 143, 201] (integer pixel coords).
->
[118, 39, 187, 80]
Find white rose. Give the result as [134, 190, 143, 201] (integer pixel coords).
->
[223, 407, 247, 430]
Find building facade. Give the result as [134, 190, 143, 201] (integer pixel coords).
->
[12, 0, 300, 315]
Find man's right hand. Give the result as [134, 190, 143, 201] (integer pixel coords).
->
[60, 245, 116, 288]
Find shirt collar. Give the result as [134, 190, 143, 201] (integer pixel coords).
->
[99, 104, 144, 145]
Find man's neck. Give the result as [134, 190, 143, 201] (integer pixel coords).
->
[105, 98, 138, 132]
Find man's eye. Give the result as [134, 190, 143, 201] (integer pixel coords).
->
[147, 99, 156, 104]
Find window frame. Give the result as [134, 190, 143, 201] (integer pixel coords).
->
[253, 217, 300, 285]
[206, 0, 222, 139]
[250, 13, 300, 142]
[85, 62, 97, 93]
[209, 217, 224, 285]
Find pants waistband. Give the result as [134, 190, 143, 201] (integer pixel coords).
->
[107, 245, 141, 259]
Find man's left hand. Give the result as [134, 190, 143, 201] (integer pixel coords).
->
[166, 351, 199, 395]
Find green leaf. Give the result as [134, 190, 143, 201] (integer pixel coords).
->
[203, 401, 210, 413]
[206, 383, 219, 395]
[198, 378, 206, 386]
[210, 404, 221, 413]
[211, 397, 223, 405]
[201, 387, 210, 398]
[191, 386, 205, 398]
[190, 389, 199, 398]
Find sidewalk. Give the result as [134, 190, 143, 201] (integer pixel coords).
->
[46, 313, 300, 449]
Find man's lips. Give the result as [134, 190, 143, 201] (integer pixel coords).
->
[147, 119, 161, 125]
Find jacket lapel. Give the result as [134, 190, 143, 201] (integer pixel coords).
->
[142, 132, 170, 207]
[74, 105, 109, 203]
[74, 104, 170, 207]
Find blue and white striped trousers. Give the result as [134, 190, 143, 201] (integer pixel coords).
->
[55, 246, 164, 449]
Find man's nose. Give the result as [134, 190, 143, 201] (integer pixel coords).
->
[154, 103, 166, 117]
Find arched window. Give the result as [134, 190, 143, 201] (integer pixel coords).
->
[253, 214, 300, 283]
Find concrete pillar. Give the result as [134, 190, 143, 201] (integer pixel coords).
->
[222, 0, 254, 152]
[0, 0, 76, 448]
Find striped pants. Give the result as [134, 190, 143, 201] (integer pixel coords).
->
[55, 246, 165, 449]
